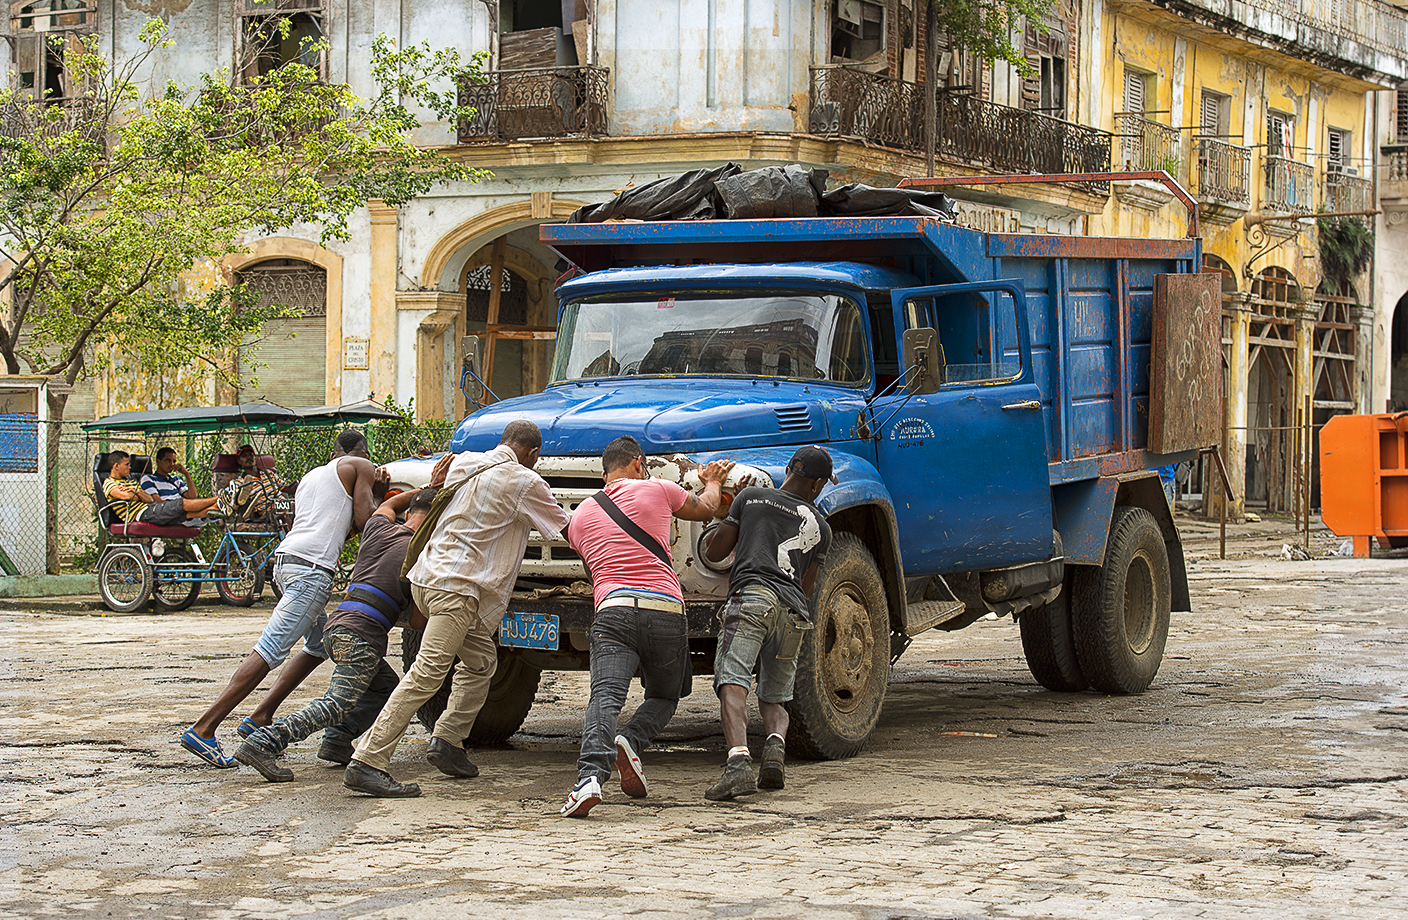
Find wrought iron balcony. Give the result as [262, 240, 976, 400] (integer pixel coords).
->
[1114, 114, 1183, 176]
[457, 66, 608, 143]
[0, 98, 102, 143]
[1194, 138, 1251, 204]
[1322, 170, 1372, 215]
[808, 66, 1111, 193]
[1263, 155, 1316, 213]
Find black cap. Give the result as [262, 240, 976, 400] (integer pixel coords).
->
[789, 446, 838, 484]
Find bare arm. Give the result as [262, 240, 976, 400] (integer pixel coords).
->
[108, 482, 155, 504]
[338, 457, 388, 532]
[174, 464, 197, 499]
[703, 520, 739, 562]
[801, 560, 821, 597]
[372, 487, 421, 525]
[674, 460, 735, 522]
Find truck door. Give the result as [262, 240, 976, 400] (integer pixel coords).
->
[872, 281, 1053, 575]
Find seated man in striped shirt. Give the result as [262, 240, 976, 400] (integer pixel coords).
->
[104, 451, 219, 526]
[234, 487, 435, 781]
[139, 448, 208, 528]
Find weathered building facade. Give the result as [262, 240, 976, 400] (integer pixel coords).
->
[5, 0, 1408, 524]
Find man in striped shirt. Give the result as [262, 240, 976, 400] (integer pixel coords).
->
[345, 420, 569, 798]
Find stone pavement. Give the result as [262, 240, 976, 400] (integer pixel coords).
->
[2, 515, 1406, 919]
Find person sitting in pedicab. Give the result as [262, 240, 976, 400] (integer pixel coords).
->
[218, 444, 292, 522]
[103, 450, 220, 526]
[139, 447, 212, 529]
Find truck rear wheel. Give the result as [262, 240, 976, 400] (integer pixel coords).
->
[786, 533, 889, 760]
[1071, 506, 1171, 694]
[1018, 586, 1088, 691]
[401, 630, 541, 744]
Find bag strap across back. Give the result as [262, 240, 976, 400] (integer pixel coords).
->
[591, 489, 671, 567]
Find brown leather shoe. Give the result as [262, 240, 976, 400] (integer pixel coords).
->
[344, 760, 421, 798]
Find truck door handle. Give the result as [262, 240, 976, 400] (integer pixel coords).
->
[1001, 399, 1042, 410]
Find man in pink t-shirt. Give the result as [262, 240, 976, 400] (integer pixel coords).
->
[559, 435, 732, 817]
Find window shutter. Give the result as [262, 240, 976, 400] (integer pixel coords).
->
[1398, 87, 1408, 142]
[1327, 129, 1344, 165]
[1123, 71, 1145, 113]
[1021, 23, 1040, 111]
[1200, 93, 1220, 136]
[14, 33, 40, 100]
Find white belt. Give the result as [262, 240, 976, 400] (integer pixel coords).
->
[597, 594, 684, 615]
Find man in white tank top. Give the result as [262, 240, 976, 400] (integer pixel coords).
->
[180, 430, 387, 769]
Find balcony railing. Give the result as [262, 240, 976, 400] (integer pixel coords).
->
[1384, 144, 1408, 182]
[457, 66, 608, 144]
[0, 98, 103, 144]
[809, 66, 1111, 193]
[1264, 155, 1316, 213]
[1115, 114, 1183, 176]
[1194, 138, 1252, 204]
[1323, 171, 1372, 216]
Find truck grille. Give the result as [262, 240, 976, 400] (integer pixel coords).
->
[523, 458, 600, 579]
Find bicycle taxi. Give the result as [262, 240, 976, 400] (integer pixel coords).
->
[83, 401, 397, 613]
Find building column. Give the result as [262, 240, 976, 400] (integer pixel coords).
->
[1292, 300, 1319, 512]
[397, 291, 464, 422]
[1220, 294, 1253, 521]
[368, 199, 398, 404]
[1351, 304, 1375, 414]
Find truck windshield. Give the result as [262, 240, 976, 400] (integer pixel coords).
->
[552, 291, 868, 384]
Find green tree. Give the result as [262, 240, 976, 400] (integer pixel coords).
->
[0, 18, 487, 572]
[0, 19, 488, 420]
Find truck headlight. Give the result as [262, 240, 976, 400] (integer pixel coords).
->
[696, 522, 734, 573]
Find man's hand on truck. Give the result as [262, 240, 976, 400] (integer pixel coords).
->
[675, 460, 735, 522]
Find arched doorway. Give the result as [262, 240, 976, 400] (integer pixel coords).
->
[1391, 291, 1408, 411]
[459, 231, 556, 404]
[235, 258, 329, 406]
[1246, 267, 1301, 512]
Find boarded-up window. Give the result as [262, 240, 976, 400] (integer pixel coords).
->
[1123, 70, 1148, 114]
[236, 259, 328, 407]
[8, 1, 97, 102]
[1327, 127, 1348, 168]
[1200, 91, 1227, 137]
[1022, 20, 1066, 118]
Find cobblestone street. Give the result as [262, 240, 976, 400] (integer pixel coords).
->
[3, 516, 1406, 919]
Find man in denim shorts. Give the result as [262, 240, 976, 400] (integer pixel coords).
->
[702, 445, 835, 800]
[179, 430, 386, 768]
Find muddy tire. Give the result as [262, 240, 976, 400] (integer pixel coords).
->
[401, 631, 541, 744]
[151, 548, 201, 612]
[1019, 584, 1088, 691]
[1071, 506, 1171, 694]
[216, 555, 265, 607]
[98, 547, 152, 614]
[785, 533, 890, 760]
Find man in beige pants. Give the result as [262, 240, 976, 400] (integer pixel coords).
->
[345, 420, 568, 797]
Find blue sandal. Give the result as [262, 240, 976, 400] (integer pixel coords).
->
[181, 727, 237, 768]
[237, 716, 261, 739]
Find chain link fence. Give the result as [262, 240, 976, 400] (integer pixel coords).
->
[0, 417, 453, 577]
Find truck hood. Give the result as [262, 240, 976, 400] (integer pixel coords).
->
[450, 380, 839, 455]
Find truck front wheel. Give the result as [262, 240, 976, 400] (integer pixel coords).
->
[786, 533, 890, 760]
[401, 631, 542, 744]
[1071, 506, 1171, 694]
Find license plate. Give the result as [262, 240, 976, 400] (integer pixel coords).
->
[499, 612, 559, 650]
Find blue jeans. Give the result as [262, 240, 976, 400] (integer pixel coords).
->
[576, 604, 690, 784]
[713, 583, 811, 703]
[244, 625, 398, 755]
[252, 556, 332, 668]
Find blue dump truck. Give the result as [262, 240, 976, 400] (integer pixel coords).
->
[393, 193, 1222, 759]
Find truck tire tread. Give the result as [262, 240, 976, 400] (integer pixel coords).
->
[1019, 585, 1088, 692]
[1071, 506, 1171, 694]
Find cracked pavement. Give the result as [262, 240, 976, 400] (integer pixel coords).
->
[2, 516, 1406, 919]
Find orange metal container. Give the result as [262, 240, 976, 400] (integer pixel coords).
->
[1320, 413, 1408, 556]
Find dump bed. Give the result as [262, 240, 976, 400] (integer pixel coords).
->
[541, 217, 1212, 476]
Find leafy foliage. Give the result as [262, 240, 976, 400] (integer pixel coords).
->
[928, 0, 1057, 79]
[0, 19, 489, 411]
[1316, 216, 1374, 297]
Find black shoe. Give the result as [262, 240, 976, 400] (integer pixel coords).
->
[426, 737, 479, 778]
[758, 736, 786, 790]
[318, 733, 354, 766]
[705, 753, 757, 801]
[233, 741, 294, 783]
[344, 760, 421, 798]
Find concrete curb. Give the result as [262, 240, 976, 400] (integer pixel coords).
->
[0, 574, 98, 599]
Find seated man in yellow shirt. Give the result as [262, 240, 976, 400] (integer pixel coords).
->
[103, 450, 219, 526]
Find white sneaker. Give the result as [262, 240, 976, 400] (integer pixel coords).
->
[560, 776, 602, 818]
[614, 734, 649, 798]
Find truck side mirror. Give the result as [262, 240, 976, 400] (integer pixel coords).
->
[901, 328, 944, 395]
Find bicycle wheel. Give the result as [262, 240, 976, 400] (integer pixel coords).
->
[216, 554, 265, 607]
[152, 548, 201, 612]
[98, 547, 151, 614]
